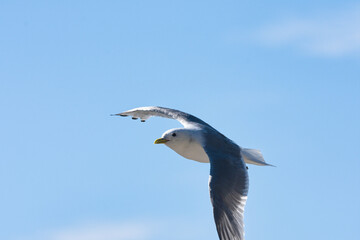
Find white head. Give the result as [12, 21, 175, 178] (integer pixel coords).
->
[154, 128, 193, 144]
[154, 128, 209, 163]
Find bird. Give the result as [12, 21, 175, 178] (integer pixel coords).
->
[114, 106, 272, 240]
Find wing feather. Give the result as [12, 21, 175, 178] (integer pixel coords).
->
[205, 139, 249, 240]
[113, 106, 210, 128]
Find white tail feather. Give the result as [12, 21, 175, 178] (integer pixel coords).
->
[241, 148, 274, 166]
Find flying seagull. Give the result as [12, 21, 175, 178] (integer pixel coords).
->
[114, 106, 272, 240]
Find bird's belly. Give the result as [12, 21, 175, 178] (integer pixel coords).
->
[171, 142, 210, 163]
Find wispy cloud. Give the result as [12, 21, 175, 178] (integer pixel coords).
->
[256, 4, 360, 57]
[51, 222, 157, 240]
[17, 218, 214, 240]
[19, 221, 159, 240]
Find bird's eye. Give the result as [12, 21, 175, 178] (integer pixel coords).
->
[172, 133, 177, 137]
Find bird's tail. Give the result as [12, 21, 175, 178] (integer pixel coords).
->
[241, 148, 274, 166]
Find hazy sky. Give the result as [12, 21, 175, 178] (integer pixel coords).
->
[1, 1, 359, 240]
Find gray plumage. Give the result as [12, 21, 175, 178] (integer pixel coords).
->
[205, 130, 248, 240]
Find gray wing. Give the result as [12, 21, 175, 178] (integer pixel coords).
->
[204, 137, 249, 240]
[113, 106, 211, 128]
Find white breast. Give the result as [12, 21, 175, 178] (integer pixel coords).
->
[166, 139, 210, 163]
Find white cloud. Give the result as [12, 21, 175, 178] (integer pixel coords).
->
[50, 222, 157, 240]
[16, 217, 215, 240]
[257, 4, 360, 56]
[19, 221, 159, 240]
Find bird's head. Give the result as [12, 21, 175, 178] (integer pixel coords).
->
[154, 128, 195, 146]
[154, 128, 208, 163]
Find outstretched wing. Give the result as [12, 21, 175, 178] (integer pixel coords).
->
[205, 138, 249, 240]
[113, 106, 211, 128]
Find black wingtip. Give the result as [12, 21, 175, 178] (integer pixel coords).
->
[141, 120, 146, 122]
[110, 113, 128, 117]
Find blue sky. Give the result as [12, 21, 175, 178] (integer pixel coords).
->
[1, 1, 359, 239]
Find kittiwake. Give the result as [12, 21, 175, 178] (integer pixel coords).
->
[114, 106, 272, 240]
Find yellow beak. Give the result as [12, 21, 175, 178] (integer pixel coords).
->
[154, 138, 169, 144]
